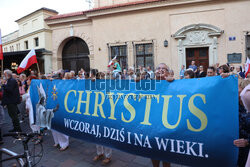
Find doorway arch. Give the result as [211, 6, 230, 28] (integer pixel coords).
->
[62, 37, 90, 72]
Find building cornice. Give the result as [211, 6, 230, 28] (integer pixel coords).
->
[46, 15, 89, 26]
[45, 0, 215, 25]
[85, 0, 213, 17]
[3, 29, 52, 45]
[16, 7, 58, 23]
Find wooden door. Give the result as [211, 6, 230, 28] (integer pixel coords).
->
[186, 47, 209, 71]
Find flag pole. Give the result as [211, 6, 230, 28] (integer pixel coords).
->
[0, 28, 3, 79]
[1, 59, 3, 79]
[36, 63, 40, 77]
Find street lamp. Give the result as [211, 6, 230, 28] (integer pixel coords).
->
[164, 40, 168, 47]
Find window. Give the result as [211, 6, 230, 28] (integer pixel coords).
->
[16, 44, 19, 51]
[110, 45, 127, 70]
[246, 35, 250, 58]
[24, 41, 28, 49]
[34, 37, 39, 47]
[135, 43, 154, 70]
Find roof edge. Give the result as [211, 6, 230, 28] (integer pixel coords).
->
[15, 7, 58, 22]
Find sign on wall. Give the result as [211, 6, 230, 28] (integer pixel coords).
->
[227, 53, 242, 63]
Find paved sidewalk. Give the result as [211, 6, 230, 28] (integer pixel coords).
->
[0, 111, 187, 167]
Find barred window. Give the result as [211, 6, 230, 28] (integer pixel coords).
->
[111, 45, 127, 70]
[136, 43, 154, 69]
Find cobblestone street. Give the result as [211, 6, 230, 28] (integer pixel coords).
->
[1, 111, 187, 167]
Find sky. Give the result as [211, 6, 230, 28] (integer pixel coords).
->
[0, 0, 92, 36]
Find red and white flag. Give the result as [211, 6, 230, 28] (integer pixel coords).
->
[0, 29, 3, 60]
[245, 57, 250, 78]
[17, 49, 37, 74]
[107, 55, 117, 67]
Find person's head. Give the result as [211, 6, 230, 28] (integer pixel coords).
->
[238, 79, 250, 102]
[191, 61, 195, 65]
[40, 75, 47, 79]
[123, 69, 127, 74]
[140, 71, 147, 80]
[99, 72, 105, 79]
[184, 70, 195, 79]
[12, 73, 17, 79]
[64, 72, 72, 80]
[27, 75, 37, 86]
[70, 70, 75, 77]
[207, 66, 216, 77]
[128, 67, 134, 75]
[4, 69, 13, 79]
[219, 64, 230, 74]
[20, 74, 26, 81]
[90, 69, 98, 79]
[181, 65, 185, 69]
[216, 63, 220, 67]
[236, 66, 242, 72]
[84, 72, 89, 79]
[199, 66, 204, 72]
[17, 79, 22, 86]
[147, 66, 152, 71]
[78, 71, 83, 78]
[230, 65, 235, 72]
[169, 69, 174, 77]
[155, 63, 169, 80]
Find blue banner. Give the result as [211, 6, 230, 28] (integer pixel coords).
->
[29, 76, 239, 167]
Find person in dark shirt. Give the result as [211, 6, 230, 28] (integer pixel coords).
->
[0, 128, 3, 144]
[197, 65, 206, 78]
[1, 69, 22, 132]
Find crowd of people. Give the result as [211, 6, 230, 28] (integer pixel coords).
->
[180, 60, 249, 79]
[0, 58, 249, 167]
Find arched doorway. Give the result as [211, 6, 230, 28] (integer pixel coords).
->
[62, 37, 90, 72]
[173, 24, 223, 71]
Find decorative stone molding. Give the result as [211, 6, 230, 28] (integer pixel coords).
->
[173, 24, 223, 71]
[52, 27, 94, 71]
[173, 23, 223, 39]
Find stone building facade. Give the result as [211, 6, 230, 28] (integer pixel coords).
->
[45, 0, 250, 75]
[2, 8, 58, 74]
[3, 0, 250, 75]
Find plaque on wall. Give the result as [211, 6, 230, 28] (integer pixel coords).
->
[227, 53, 242, 63]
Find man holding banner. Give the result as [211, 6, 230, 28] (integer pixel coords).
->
[151, 63, 172, 167]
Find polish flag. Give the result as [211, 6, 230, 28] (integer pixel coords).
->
[0, 29, 3, 60]
[17, 49, 37, 74]
[245, 57, 250, 78]
[107, 55, 117, 67]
